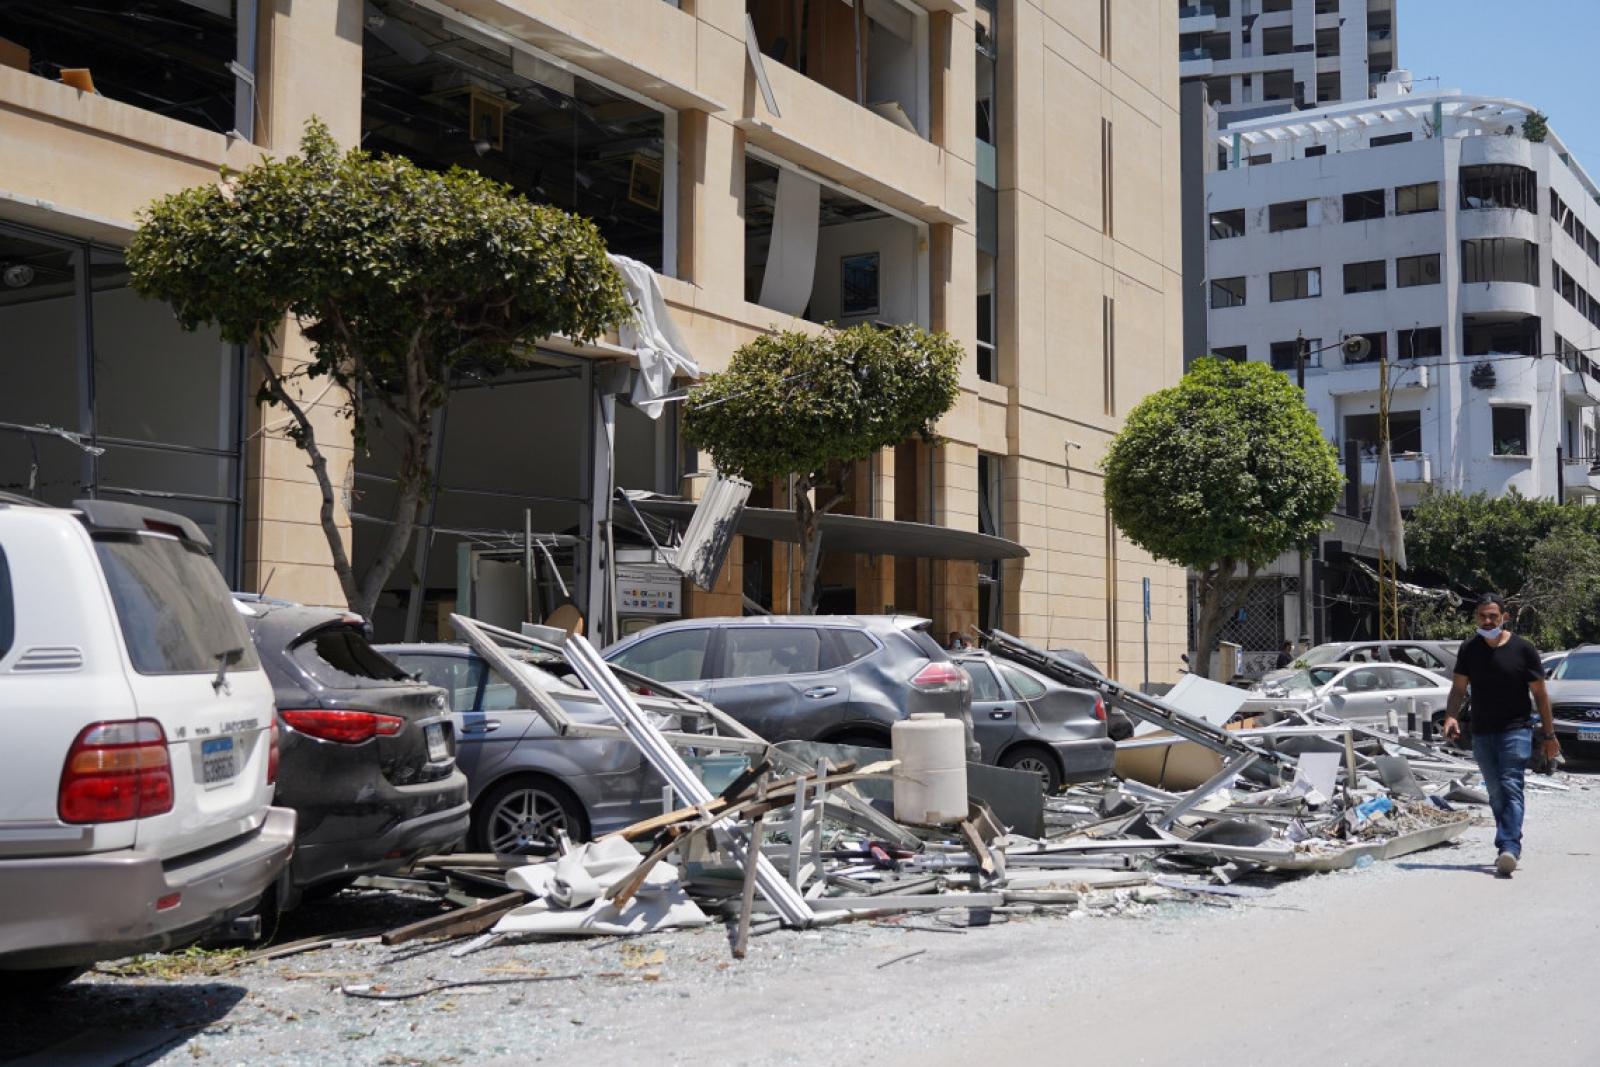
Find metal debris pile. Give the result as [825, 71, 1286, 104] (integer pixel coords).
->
[323, 624, 1566, 968]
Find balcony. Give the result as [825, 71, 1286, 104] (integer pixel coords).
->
[1562, 367, 1600, 407]
[1562, 459, 1600, 498]
[1325, 362, 1430, 397]
[1179, 6, 1219, 32]
[1180, 48, 1215, 76]
[1361, 452, 1433, 486]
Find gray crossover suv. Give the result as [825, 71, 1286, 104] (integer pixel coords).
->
[603, 615, 978, 759]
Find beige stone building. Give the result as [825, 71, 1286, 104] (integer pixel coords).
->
[0, 0, 1186, 682]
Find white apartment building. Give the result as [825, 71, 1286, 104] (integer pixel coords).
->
[1179, 0, 1397, 125]
[1205, 78, 1600, 513]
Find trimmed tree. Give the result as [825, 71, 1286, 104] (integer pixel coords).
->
[127, 120, 632, 617]
[1102, 357, 1343, 679]
[683, 323, 962, 612]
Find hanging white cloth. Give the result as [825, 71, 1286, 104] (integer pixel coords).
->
[609, 253, 699, 420]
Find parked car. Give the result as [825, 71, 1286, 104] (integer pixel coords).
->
[1542, 650, 1570, 678]
[603, 615, 980, 760]
[379, 640, 691, 854]
[1255, 639, 1460, 687]
[0, 496, 294, 989]
[1048, 646, 1134, 740]
[237, 600, 470, 904]
[952, 651, 1114, 791]
[1544, 646, 1600, 759]
[1252, 661, 1453, 723]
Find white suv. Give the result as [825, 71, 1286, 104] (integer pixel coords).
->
[0, 496, 295, 988]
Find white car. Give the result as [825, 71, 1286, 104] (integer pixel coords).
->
[0, 496, 295, 989]
[1252, 660, 1453, 723]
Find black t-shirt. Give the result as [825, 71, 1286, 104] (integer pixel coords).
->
[1453, 633, 1542, 732]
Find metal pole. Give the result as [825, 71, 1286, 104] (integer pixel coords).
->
[1296, 333, 1312, 648]
[1557, 444, 1566, 505]
[1377, 351, 1398, 640]
[1142, 575, 1150, 692]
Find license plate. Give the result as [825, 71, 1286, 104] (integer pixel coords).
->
[201, 736, 237, 785]
[1578, 728, 1600, 743]
[425, 723, 448, 762]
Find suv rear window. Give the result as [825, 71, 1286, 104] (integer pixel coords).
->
[292, 626, 409, 688]
[834, 629, 878, 665]
[95, 534, 260, 674]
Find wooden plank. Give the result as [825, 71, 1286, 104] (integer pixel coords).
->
[732, 815, 767, 959]
[381, 891, 526, 946]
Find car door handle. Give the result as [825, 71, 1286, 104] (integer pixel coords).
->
[460, 720, 502, 734]
[802, 686, 838, 699]
[988, 710, 1014, 721]
[1385, 696, 1397, 703]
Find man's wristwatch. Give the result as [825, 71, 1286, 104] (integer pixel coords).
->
[1541, 731, 1557, 741]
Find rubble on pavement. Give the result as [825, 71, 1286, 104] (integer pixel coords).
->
[320, 624, 1556, 968]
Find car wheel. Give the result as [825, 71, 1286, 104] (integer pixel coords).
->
[0, 966, 87, 995]
[1000, 745, 1063, 793]
[472, 776, 590, 856]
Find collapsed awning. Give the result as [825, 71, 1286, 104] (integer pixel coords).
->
[616, 496, 1028, 562]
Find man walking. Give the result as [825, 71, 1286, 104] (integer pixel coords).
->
[1442, 593, 1560, 877]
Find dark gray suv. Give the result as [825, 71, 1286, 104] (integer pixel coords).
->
[603, 616, 977, 758]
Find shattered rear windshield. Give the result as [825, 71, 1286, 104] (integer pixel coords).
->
[293, 627, 411, 688]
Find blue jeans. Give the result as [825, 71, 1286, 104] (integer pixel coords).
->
[1472, 728, 1533, 858]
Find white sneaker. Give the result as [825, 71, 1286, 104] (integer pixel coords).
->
[1495, 851, 1518, 876]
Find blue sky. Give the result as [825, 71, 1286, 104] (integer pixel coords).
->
[1400, 0, 1600, 166]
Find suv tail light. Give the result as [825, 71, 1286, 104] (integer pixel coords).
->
[1093, 695, 1106, 722]
[267, 718, 281, 784]
[59, 719, 174, 824]
[910, 661, 970, 693]
[280, 709, 404, 744]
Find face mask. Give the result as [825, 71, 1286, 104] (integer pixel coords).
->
[1477, 626, 1503, 640]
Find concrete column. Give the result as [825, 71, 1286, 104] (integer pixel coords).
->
[678, 110, 747, 300]
[240, 0, 363, 607]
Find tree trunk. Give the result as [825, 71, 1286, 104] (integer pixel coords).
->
[352, 346, 436, 619]
[251, 347, 360, 609]
[1191, 561, 1260, 681]
[794, 477, 822, 614]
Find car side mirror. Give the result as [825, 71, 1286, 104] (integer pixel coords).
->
[1328, 685, 1349, 697]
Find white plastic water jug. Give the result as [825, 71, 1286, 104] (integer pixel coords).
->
[891, 713, 968, 826]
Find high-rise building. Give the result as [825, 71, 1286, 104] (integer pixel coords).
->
[0, 0, 1187, 674]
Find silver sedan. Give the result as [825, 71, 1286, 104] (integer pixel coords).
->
[1253, 661, 1453, 724]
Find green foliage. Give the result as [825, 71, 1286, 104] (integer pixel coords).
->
[127, 119, 631, 447]
[683, 324, 962, 483]
[1522, 111, 1550, 143]
[1406, 490, 1600, 648]
[1102, 358, 1343, 571]
[1404, 489, 1562, 599]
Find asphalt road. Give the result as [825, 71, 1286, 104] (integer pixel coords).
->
[5, 773, 1596, 1067]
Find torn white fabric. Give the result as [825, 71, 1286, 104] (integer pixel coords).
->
[494, 836, 710, 937]
[757, 167, 821, 317]
[1370, 439, 1408, 569]
[610, 254, 699, 420]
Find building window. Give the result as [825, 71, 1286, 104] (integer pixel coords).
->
[976, 290, 996, 383]
[1345, 412, 1423, 456]
[1270, 268, 1321, 302]
[1396, 253, 1442, 288]
[1262, 26, 1294, 56]
[1205, 76, 1232, 106]
[1398, 327, 1443, 360]
[978, 452, 1004, 630]
[840, 252, 881, 317]
[1370, 132, 1413, 148]
[1304, 144, 1328, 158]
[1315, 27, 1341, 59]
[1461, 238, 1539, 285]
[1210, 277, 1247, 309]
[1103, 295, 1116, 415]
[1344, 189, 1385, 222]
[1492, 407, 1530, 457]
[1213, 346, 1247, 363]
[1347, 332, 1386, 363]
[1269, 199, 1318, 232]
[1262, 70, 1293, 102]
[1459, 165, 1537, 213]
[0, 222, 245, 581]
[1343, 260, 1387, 294]
[1100, 0, 1112, 58]
[1209, 209, 1246, 239]
[1395, 182, 1440, 215]
[1101, 118, 1114, 236]
[1270, 339, 1320, 372]
[1248, 153, 1272, 167]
